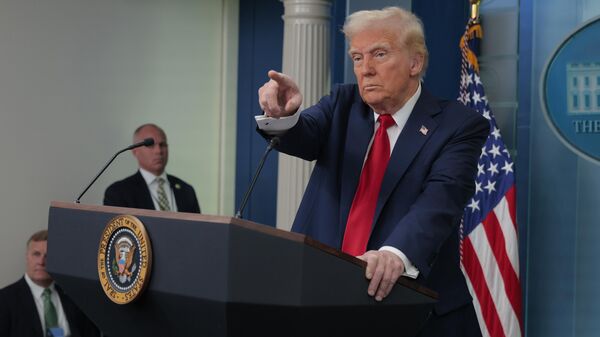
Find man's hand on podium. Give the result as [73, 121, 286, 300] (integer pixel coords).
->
[358, 250, 405, 302]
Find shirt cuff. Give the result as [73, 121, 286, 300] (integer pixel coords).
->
[255, 110, 300, 135]
[379, 246, 419, 279]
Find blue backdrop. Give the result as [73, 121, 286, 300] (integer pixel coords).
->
[235, 0, 283, 225]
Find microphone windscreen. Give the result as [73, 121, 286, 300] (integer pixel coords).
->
[143, 138, 155, 147]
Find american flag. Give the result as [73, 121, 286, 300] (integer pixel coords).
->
[457, 19, 523, 337]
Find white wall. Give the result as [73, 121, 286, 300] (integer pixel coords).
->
[0, 0, 238, 287]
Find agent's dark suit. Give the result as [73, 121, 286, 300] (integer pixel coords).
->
[0, 277, 100, 337]
[271, 84, 489, 335]
[103, 171, 201, 213]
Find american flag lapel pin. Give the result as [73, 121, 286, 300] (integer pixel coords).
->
[419, 125, 429, 136]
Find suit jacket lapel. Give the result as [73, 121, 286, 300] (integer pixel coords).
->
[373, 89, 440, 224]
[339, 100, 374, 239]
[133, 171, 155, 210]
[168, 175, 184, 211]
[19, 278, 44, 336]
[56, 285, 84, 336]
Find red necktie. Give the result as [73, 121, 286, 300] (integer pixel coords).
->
[342, 114, 395, 256]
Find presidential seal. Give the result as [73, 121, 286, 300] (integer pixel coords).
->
[98, 215, 152, 304]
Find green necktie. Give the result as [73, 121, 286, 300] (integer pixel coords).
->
[42, 288, 58, 332]
[156, 177, 171, 211]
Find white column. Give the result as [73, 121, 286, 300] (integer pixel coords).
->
[277, 0, 332, 230]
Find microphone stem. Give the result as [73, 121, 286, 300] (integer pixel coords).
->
[75, 148, 128, 203]
[235, 139, 277, 219]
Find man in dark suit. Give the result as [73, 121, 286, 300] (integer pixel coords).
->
[258, 7, 488, 337]
[0, 230, 100, 337]
[104, 123, 201, 213]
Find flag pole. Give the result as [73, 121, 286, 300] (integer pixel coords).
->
[470, 0, 481, 23]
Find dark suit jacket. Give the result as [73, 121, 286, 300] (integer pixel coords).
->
[103, 171, 201, 213]
[0, 277, 100, 337]
[272, 84, 489, 315]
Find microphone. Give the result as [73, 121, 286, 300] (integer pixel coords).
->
[235, 137, 280, 219]
[74, 138, 155, 203]
[124, 137, 155, 151]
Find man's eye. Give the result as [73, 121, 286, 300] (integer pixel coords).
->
[352, 55, 362, 63]
[375, 51, 386, 58]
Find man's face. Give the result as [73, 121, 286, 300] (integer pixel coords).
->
[349, 27, 423, 114]
[132, 126, 169, 176]
[26, 240, 52, 287]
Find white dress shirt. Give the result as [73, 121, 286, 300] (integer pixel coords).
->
[139, 168, 178, 212]
[371, 83, 422, 279]
[24, 273, 71, 337]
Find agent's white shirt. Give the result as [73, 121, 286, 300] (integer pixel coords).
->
[24, 273, 71, 337]
[139, 168, 178, 211]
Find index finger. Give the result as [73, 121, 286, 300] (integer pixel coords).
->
[268, 70, 292, 88]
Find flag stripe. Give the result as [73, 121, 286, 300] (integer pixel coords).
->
[470, 224, 519, 337]
[462, 236, 507, 337]
[493, 197, 520, 276]
[481, 211, 523, 333]
[470, 224, 522, 337]
[464, 275, 492, 337]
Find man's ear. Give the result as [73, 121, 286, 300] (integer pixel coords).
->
[409, 53, 424, 77]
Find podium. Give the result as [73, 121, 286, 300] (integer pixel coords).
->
[47, 201, 436, 337]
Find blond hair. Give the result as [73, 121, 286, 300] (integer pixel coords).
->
[342, 7, 429, 79]
[27, 229, 48, 247]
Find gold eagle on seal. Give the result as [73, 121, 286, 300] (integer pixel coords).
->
[113, 236, 137, 283]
